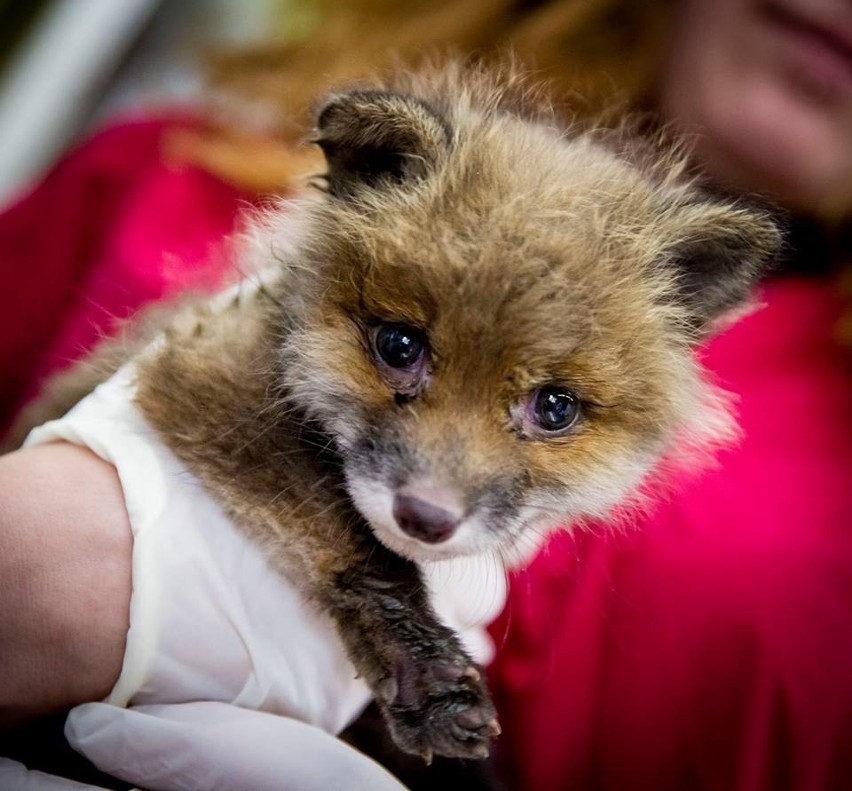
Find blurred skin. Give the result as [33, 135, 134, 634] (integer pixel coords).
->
[0, 444, 131, 726]
[1, 0, 851, 732]
[661, 0, 852, 221]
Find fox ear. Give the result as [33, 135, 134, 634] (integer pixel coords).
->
[314, 89, 452, 197]
[661, 200, 781, 333]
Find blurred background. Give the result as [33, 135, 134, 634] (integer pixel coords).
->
[0, 0, 305, 205]
[0, 0, 659, 206]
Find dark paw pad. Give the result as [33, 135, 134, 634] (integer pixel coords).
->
[377, 651, 499, 760]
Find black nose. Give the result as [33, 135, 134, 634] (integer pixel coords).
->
[392, 494, 460, 543]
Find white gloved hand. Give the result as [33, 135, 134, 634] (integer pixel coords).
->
[66, 702, 407, 791]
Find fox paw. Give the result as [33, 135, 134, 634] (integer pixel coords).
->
[375, 652, 500, 761]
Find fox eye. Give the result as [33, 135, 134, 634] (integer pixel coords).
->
[532, 387, 581, 432]
[370, 323, 430, 398]
[509, 386, 582, 438]
[510, 385, 583, 439]
[374, 324, 426, 369]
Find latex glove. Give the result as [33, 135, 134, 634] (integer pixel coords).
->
[66, 701, 408, 791]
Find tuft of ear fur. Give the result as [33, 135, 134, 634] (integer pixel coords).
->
[661, 200, 781, 333]
[313, 89, 452, 197]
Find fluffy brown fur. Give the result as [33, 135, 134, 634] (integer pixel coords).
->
[11, 64, 780, 760]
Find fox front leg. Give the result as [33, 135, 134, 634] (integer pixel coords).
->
[321, 539, 499, 762]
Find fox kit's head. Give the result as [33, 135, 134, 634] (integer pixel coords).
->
[272, 67, 779, 564]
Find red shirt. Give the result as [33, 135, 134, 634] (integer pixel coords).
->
[0, 118, 249, 436]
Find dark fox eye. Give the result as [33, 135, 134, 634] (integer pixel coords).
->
[531, 387, 581, 432]
[374, 324, 426, 369]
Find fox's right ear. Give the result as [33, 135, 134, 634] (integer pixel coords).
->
[657, 199, 782, 335]
[313, 90, 452, 198]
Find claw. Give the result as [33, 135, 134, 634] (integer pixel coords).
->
[488, 718, 502, 736]
[421, 748, 434, 766]
[376, 677, 399, 704]
[463, 666, 481, 682]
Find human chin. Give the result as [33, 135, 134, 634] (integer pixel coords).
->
[747, 0, 852, 214]
[661, 0, 852, 216]
[699, 71, 852, 215]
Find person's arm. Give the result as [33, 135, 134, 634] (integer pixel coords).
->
[0, 443, 131, 727]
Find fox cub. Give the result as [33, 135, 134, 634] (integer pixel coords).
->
[14, 65, 779, 761]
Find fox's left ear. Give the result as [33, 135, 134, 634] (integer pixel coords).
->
[660, 200, 782, 334]
[313, 89, 452, 198]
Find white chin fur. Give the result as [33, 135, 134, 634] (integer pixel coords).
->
[346, 477, 490, 563]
